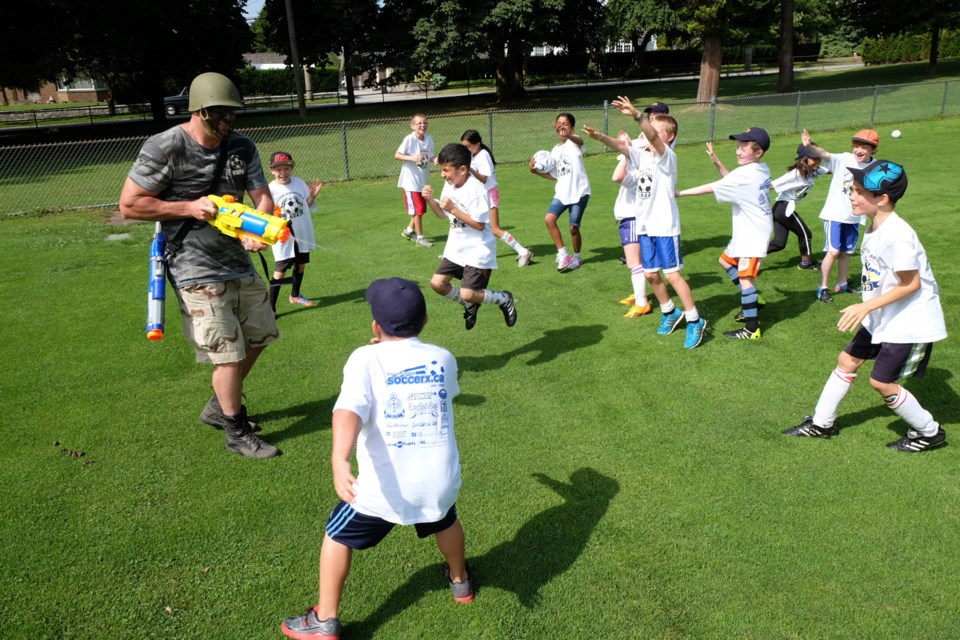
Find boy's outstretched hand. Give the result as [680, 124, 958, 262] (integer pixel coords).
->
[611, 95, 638, 119]
[837, 302, 869, 333]
[581, 124, 600, 139]
[801, 128, 812, 147]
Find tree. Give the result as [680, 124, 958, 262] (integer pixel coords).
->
[260, 0, 381, 107]
[0, 1, 73, 96]
[604, 0, 681, 70]
[777, 0, 795, 93]
[848, 0, 960, 73]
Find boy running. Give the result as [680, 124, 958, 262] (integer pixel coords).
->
[395, 113, 436, 247]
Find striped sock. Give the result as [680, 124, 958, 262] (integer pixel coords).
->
[813, 367, 856, 428]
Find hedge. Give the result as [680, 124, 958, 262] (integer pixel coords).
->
[860, 30, 960, 65]
[235, 66, 340, 96]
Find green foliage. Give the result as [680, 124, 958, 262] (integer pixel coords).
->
[861, 30, 960, 64]
[819, 22, 868, 59]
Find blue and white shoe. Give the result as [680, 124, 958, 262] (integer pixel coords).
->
[684, 318, 707, 349]
[657, 308, 684, 335]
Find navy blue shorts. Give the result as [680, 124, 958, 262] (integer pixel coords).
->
[325, 501, 458, 550]
[843, 326, 933, 383]
[618, 218, 640, 246]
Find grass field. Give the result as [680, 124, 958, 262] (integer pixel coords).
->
[1, 119, 959, 639]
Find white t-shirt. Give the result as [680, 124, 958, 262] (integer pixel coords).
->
[396, 132, 434, 192]
[629, 144, 680, 237]
[772, 166, 827, 203]
[612, 155, 640, 221]
[269, 177, 316, 261]
[819, 152, 872, 224]
[440, 175, 497, 269]
[859, 213, 946, 344]
[333, 337, 462, 525]
[711, 162, 773, 258]
[551, 138, 591, 205]
[470, 148, 497, 191]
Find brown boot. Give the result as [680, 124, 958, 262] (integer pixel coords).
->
[223, 407, 279, 459]
[200, 394, 261, 432]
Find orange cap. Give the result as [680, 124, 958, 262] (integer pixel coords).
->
[147, 329, 164, 341]
[852, 129, 879, 148]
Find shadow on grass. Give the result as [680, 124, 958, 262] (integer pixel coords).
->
[457, 324, 607, 371]
[274, 287, 366, 319]
[344, 468, 619, 639]
[258, 395, 339, 443]
[833, 367, 957, 444]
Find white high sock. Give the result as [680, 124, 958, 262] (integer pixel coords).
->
[884, 386, 939, 436]
[482, 290, 506, 305]
[684, 307, 700, 323]
[813, 367, 856, 428]
[445, 286, 462, 304]
[660, 300, 676, 315]
[630, 266, 647, 304]
[500, 232, 526, 254]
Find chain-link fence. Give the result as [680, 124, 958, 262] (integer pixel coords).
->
[1, 80, 958, 216]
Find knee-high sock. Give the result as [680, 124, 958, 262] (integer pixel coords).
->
[741, 286, 759, 332]
[813, 368, 856, 428]
[500, 232, 526, 254]
[291, 270, 304, 297]
[481, 290, 506, 305]
[445, 286, 463, 304]
[725, 265, 741, 290]
[884, 385, 939, 436]
[630, 266, 647, 303]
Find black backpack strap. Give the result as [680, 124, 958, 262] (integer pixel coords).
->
[167, 143, 230, 255]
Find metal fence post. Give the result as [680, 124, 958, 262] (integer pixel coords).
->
[942, 80, 949, 116]
[794, 92, 802, 132]
[870, 86, 879, 124]
[709, 96, 717, 141]
[341, 123, 350, 180]
[488, 111, 494, 151]
[603, 100, 609, 136]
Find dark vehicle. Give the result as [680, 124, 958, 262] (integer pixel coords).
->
[163, 88, 189, 116]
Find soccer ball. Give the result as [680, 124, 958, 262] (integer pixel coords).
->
[532, 150, 557, 174]
[891, 129, 902, 138]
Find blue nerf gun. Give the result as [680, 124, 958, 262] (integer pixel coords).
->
[146, 222, 165, 341]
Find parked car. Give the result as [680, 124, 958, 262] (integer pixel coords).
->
[163, 88, 188, 116]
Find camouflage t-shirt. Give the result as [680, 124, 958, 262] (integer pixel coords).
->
[127, 126, 268, 287]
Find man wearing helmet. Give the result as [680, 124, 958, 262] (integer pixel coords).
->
[120, 72, 280, 460]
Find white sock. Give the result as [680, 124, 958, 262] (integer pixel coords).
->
[660, 300, 676, 315]
[444, 286, 462, 304]
[884, 386, 939, 436]
[557, 248, 569, 259]
[684, 307, 700, 323]
[500, 232, 526, 254]
[630, 266, 647, 304]
[482, 290, 506, 305]
[813, 367, 856, 428]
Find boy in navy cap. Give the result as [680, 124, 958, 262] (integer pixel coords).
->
[678, 127, 773, 340]
[784, 160, 947, 452]
[281, 277, 473, 640]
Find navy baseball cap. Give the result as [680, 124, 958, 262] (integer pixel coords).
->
[365, 277, 427, 337]
[797, 143, 818, 159]
[643, 101, 669, 114]
[729, 127, 770, 152]
[848, 159, 908, 203]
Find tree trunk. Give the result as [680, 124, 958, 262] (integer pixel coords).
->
[928, 26, 940, 75]
[696, 35, 723, 103]
[495, 38, 526, 102]
[344, 50, 356, 107]
[777, 0, 795, 93]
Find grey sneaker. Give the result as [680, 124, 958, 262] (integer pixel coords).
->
[401, 227, 416, 241]
[223, 408, 279, 459]
[783, 416, 838, 438]
[415, 236, 433, 247]
[500, 291, 517, 327]
[443, 563, 475, 603]
[281, 607, 341, 639]
[517, 249, 534, 267]
[200, 394, 261, 432]
[886, 426, 946, 452]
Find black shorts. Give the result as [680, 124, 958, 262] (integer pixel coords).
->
[843, 326, 933, 383]
[274, 246, 310, 272]
[435, 258, 491, 291]
[324, 501, 458, 550]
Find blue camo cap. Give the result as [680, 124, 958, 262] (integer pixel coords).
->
[848, 159, 908, 203]
[366, 277, 427, 337]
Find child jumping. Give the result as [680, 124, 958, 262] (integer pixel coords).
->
[678, 127, 773, 340]
[784, 159, 947, 452]
[267, 151, 323, 309]
[425, 143, 517, 331]
[801, 128, 879, 302]
[280, 277, 473, 640]
[395, 113, 435, 247]
[767, 143, 827, 270]
[461, 129, 534, 267]
[530, 113, 591, 272]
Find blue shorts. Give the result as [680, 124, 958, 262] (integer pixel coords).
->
[639, 235, 684, 274]
[547, 194, 590, 227]
[325, 501, 458, 550]
[823, 221, 859, 254]
[843, 327, 933, 383]
[618, 218, 640, 246]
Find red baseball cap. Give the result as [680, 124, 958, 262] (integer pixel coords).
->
[269, 151, 295, 168]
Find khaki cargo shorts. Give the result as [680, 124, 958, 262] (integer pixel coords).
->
[176, 276, 279, 364]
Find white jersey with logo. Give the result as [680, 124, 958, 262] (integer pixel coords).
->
[334, 337, 461, 525]
[269, 177, 316, 261]
[628, 143, 680, 237]
[440, 175, 497, 269]
[819, 152, 872, 224]
[711, 162, 773, 258]
[551, 138, 591, 205]
[396, 132, 434, 192]
[470, 148, 497, 191]
[613, 154, 640, 221]
[773, 166, 827, 203]
[859, 212, 946, 344]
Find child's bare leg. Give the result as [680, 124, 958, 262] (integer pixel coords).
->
[430, 274, 454, 297]
[664, 271, 695, 311]
[460, 288, 484, 306]
[569, 225, 582, 254]
[645, 272, 672, 306]
[544, 214, 565, 250]
[490, 206, 504, 238]
[820, 250, 839, 289]
[413, 214, 424, 237]
[434, 519, 468, 582]
[317, 533, 352, 620]
[836, 252, 851, 285]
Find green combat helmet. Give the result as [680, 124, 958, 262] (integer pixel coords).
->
[188, 72, 244, 112]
